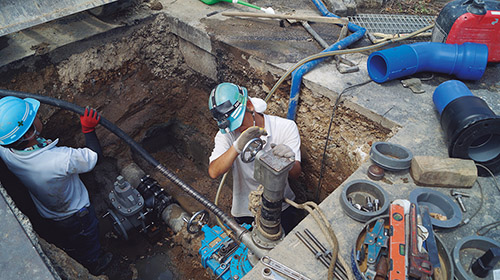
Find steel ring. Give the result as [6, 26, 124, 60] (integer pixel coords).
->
[340, 179, 390, 223]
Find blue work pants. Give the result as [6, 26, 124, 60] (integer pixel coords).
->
[47, 205, 102, 266]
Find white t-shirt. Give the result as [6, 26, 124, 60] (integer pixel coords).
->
[209, 114, 301, 217]
[0, 139, 97, 220]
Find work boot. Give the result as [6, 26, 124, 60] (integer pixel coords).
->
[88, 252, 113, 276]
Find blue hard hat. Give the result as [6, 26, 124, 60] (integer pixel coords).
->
[208, 83, 248, 134]
[0, 96, 40, 145]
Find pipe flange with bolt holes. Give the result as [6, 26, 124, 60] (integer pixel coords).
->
[370, 142, 413, 172]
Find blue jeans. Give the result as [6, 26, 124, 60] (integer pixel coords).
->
[48, 205, 102, 266]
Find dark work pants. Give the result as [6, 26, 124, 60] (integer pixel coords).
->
[234, 206, 305, 235]
[47, 205, 102, 266]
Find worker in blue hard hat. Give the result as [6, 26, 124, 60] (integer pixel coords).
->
[208, 82, 303, 234]
[0, 96, 112, 275]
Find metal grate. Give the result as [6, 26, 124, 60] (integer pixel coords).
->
[348, 14, 435, 34]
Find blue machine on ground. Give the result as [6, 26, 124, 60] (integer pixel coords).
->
[199, 224, 253, 280]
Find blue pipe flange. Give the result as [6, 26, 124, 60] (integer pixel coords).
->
[369, 142, 413, 172]
[340, 179, 389, 223]
[452, 236, 500, 280]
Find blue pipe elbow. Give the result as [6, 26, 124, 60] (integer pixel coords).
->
[367, 42, 489, 83]
[287, 0, 366, 120]
[432, 80, 473, 115]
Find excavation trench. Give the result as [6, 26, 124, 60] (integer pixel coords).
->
[0, 14, 391, 280]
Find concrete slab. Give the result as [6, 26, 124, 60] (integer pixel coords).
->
[0, 12, 121, 67]
[0, 184, 57, 280]
[0, 0, 118, 37]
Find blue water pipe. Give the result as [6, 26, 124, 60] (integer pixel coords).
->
[286, 0, 366, 120]
[367, 42, 489, 83]
[432, 79, 473, 115]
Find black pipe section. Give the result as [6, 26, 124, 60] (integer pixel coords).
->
[0, 89, 247, 238]
[439, 96, 500, 176]
[260, 196, 282, 235]
[136, 175, 174, 220]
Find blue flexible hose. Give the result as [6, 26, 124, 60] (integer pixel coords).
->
[286, 0, 366, 120]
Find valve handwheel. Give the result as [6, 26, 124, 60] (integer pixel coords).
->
[186, 210, 209, 234]
[240, 138, 264, 163]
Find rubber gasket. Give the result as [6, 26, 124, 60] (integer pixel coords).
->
[340, 179, 389, 223]
[409, 188, 462, 228]
[369, 142, 413, 172]
[452, 236, 500, 280]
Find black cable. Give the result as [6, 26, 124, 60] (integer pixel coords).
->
[476, 163, 500, 193]
[459, 179, 483, 226]
[314, 80, 372, 202]
[474, 163, 500, 235]
[477, 220, 500, 236]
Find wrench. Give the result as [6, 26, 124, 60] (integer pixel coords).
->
[214, 255, 233, 280]
[262, 267, 287, 280]
[261, 256, 312, 280]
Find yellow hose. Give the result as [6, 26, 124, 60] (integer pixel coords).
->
[215, 172, 234, 236]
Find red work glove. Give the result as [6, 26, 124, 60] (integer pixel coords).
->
[80, 107, 101, 133]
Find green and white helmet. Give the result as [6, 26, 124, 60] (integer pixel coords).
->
[208, 83, 248, 134]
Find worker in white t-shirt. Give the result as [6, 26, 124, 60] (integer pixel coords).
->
[208, 82, 303, 234]
[0, 96, 112, 275]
